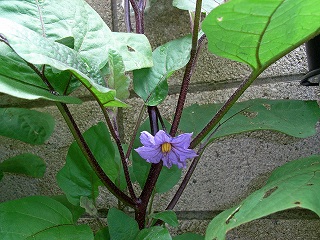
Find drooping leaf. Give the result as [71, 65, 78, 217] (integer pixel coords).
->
[56, 122, 117, 206]
[0, 107, 54, 145]
[202, 0, 320, 71]
[0, 0, 152, 71]
[107, 208, 139, 240]
[205, 155, 320, 240]
[107, 50, 130, 101]
[0, 63, 81, 104]
[133, 35, 192, 106]
[0, 18, 126, 107]
[173, 233, 204, 240]
[180, 99, 320, 142]
[173, 0, 224, 13]
[50, 195, 85, 223]
[0, 153, 46, 181]
[0, 196, 93, 240]
[150, 210, 179, 227]
[135, 226, 172, 240]
[132, 119, 182, 193]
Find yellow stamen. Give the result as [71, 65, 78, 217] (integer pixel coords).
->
[161, 142, 172, 153]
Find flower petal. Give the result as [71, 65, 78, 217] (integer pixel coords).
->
[135, 146, 163, 163]
[172, 147, 198, 162]
[140, 131, 155, 147]
[171, 133, 193, 149]
[162, 154, 173, 168]
[154, 130, 172, 145]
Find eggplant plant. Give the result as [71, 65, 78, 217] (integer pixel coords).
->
[0, 0, 320, 239]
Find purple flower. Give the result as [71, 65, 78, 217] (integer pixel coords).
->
[135, 130, 198, 169]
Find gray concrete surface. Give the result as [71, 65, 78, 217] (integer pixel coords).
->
[0, 0, 320, 239]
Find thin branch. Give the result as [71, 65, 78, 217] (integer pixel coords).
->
[170, 0, 203, 136]
[25, 61, 136, 208]
[190, 70, 262, 149]
[111, 0, 119, 32]
[99, 105, 137, 200]
[125, 104, 146, 159]
[155, 107, 166, 132]
[124, 0, 133, 32]
[56, 102, 136, 208]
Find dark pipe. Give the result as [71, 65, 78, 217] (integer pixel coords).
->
[301, 34, 320, 86]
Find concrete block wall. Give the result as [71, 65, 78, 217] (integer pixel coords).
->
[1, 0, 320, 239]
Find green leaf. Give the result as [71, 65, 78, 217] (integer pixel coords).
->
[0, 18, 126, 107]
[94, 227, 110, 240]
[133, 35, 192, 106]
[0, 32, 81, 103]
[173, 233, 204, 240]
[56, 122, 117, 206]
[155, 165, 181, 194]
[107, 208, 139, 240]
[50, 195, 85, 223]
[0, 69, 82, 104]
[132, 119, 181, 193]
[202, 0, 320, 71]
[0, 196, 93, 240]
[107, 50, 130, 101]
[0, 153, 46, 180]
[0, 107, 54, 145]
[205, 155, 320, 240]
[173, 0, 224, 13]
[0, 0, 152, 71]
[150, 210, 179, 227]
[180, 99, 320, 142]
[135, 226, 172, 240]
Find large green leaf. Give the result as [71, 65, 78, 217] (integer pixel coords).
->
[0, 153, 46, 181]
[0, 107, 54, 144]
[0, 18, 127, 107]
[0, 0, 152, 71]
[205, 155, 320, 240]
[180, 99, 320, 142]
[202, 0, 320, 71]
[56, 122, 117, 206]
[132, 119, 182, 193]
[107, 208, 139, 240]
[133, 35, 192, 106]
[0, 196, 93, 240]
[173, 0, 224, 13]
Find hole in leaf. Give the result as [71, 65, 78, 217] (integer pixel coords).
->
[241, 111, 258, 118]
[262, 103, 271, 110]
[306, 183, 314, 186]
[263, 186, 278, 198]
[127, 45, 135, 52]
[225, 205, 241, 224]
[294, 201, 301, 205]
